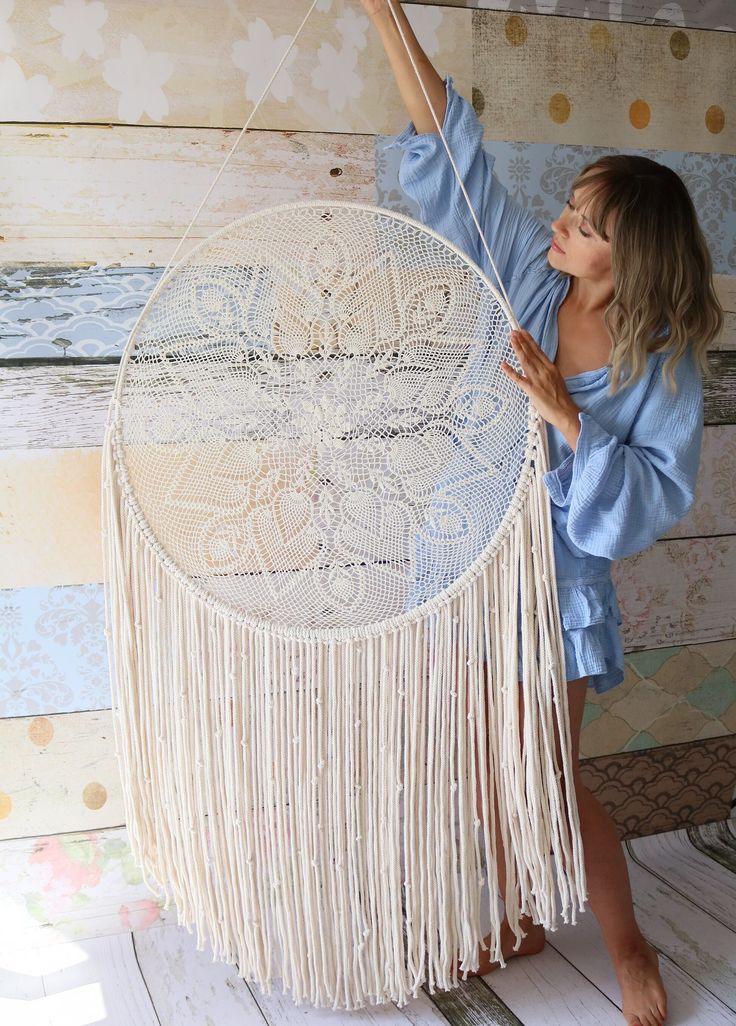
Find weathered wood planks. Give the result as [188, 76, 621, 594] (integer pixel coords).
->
[0, 125, 377, 264]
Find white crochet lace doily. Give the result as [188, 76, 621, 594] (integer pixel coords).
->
[117, 200, 527, 635]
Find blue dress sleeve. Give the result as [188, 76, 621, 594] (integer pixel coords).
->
[542, 348, 704, 559]
[382, 74, 552, 290]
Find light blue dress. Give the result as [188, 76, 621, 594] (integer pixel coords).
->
[383, 75, 704, 694]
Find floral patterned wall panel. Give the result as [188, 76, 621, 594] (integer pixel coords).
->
[0, 827, 175, 947]
[0, 0, 471, 133]
[378, 138, 736, 275]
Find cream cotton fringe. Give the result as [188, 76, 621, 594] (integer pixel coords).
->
[101, 410, 588, 1010]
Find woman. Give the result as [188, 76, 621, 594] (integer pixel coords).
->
[362, 4, 723, 1026]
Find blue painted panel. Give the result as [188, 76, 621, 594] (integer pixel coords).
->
[0, 584, 110, 716]
[0, 266, 162, 359]
[376, 137, 736, 277]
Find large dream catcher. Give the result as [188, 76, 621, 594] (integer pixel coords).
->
[102, 0, 586, 1010]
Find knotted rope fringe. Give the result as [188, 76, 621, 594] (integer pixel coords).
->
[102, 409, 587, 1010]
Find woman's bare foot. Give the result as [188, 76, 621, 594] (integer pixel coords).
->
[452, 915, 546, 979]
[614, 939, 668, 1026]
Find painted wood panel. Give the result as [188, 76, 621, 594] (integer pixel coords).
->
[0, 448, 102, 589]
[1, 2, 471, 132]
[612, 536, 736, 650]
[0, 710, 124, 840]
[0, 124, 376, 265]
[2, 691, 734, 840]
[0, 826, 172, 952]
[379, 129, 736, 278]
[3, 578, 734, 732]
[431, 1, 736, 33]
[1, 265, 733, 360]
[0, 267, 732, 369]
[665, 425, 736, 541]
[1, 445, 735, 628]
[0, 266, 163, 359]
[473, 11, 734, 152]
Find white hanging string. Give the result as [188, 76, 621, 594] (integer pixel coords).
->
[115, 0, 322, 389]
[116, 0, 521, 396]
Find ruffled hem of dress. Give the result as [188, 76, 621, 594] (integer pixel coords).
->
[559, 578, 625, 694]
[516, 577, 625, 695]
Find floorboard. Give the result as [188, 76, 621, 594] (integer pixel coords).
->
[1, 819, 734, 1025]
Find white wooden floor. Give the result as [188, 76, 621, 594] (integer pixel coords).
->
[1, 818, 735, 1026]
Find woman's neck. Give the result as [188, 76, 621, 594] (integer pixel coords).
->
[566, 274, 614, 315]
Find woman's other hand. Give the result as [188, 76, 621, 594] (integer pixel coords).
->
[502, 329, 582, 450]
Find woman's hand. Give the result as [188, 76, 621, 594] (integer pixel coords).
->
[501, 329, 582, 450]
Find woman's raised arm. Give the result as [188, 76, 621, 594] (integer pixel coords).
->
[361, 0, 447, 133]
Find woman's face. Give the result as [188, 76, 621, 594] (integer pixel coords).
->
[547, 182, 613, 282]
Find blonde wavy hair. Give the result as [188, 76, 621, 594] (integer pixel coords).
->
[569, 155, 723, 396]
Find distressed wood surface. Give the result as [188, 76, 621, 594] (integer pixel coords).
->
[473, 11, 735, 152]
[619, 844, 736, 1009]
[0, 124, 376, 265]
[2, 444, 735, 642]
[0, 709, 123, 840]
[132, 924, 276, 1026]
[472, 935, 623, 1024]
[547, 894, 736, 1026]
[703, 351, 736, 424]
[628, 825, 736, 927]
[0, 826, 172, 951]
[687, 817, 736, 875]
[3, 1, 471, 132]
[1, 358, 734, 456]
[413, 1, 736, 32]
[1, 267, 734, 360]
[612, 535, 736, 650]
[2, 820, 735, 1023]
[0, 932, 160, 1025]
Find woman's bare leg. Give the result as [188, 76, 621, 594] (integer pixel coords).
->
[561, 681, 667, 1026]
[466, 675, 668, 1026]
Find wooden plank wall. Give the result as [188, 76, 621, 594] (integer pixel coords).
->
[0, 1, 734, 844]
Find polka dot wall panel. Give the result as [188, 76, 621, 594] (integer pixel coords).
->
[473, 11, 733, 152]
[0, 712, 123, 840]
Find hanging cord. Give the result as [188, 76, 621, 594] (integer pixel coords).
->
[113, 0, 522, 393]
[113, 0, 322, 394]
[385, 0, 520, 328]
